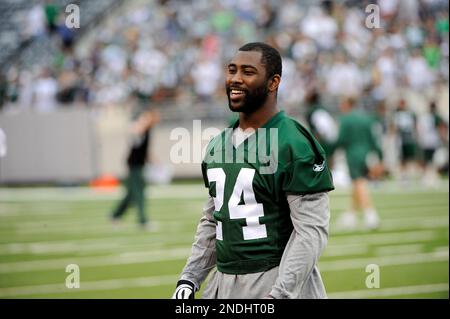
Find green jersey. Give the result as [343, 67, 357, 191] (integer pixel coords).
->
[334, 109, 383, 179]
[201, 111, 334, 274]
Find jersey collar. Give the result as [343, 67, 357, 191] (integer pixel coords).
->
[230, 110, 286, 130]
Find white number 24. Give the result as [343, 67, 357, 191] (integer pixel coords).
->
[207, 168, 267, 240]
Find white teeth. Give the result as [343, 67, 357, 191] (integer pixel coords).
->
[231, 90, 244, 94]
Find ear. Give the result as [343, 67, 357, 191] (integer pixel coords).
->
[268, 75, 281, 92]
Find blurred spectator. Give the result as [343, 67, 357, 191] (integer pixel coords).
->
[417, 101, 447, 185]
[325, 52, 364, 98]
[301, 6, 338, 51]
[32, 68, 58, 113]
[392, 99, 419, 182]
[405, 49, 435, 91]
[304, 89, 337, 163]
[44, 0, 59, 33]
[190, 57, 222, 103]
[23, 3, 47, 40]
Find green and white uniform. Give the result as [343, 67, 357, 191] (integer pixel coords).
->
[393, 109, 417, 162]
[178, 111, 334, 298]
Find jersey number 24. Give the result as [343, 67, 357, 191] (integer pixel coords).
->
[207, 168, 267, 241]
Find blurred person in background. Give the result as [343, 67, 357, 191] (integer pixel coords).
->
[304, 89, 338, 167]
[392, 98, 419, 182]
[32, 68, 58, 113]
[333, 97, 383, 231]
[110, 106, 160, 231]
[417, 101, 447, 186]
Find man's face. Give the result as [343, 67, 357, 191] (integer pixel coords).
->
[226, 51, 269, 113]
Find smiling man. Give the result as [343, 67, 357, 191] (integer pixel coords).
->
[172, 42, 334, 299]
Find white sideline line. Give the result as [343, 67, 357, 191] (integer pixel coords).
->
[8, 213, 448, 236]
[12, 220, 191, 235]
[328, 283, 449, 299]
[0, 273, 448, 299]
[0, 185, 207, 202]
[329, 230, 439, 245]
[0, 247, 192, 273]
[0, 182, 447, 201]
[0, 237, 195, 255]
[374, 244, 424, 256]
[0, 274, 180, 298]
[330, 215, 449, 235]
[0, 246, 447, 275]
[0, 229, 441, 256]
[322, 244, 369, 257]
[319, 250, 448, 272]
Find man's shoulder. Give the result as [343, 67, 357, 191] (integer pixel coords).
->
[275, 116, 322, 164]
[276, 115, 315, 146]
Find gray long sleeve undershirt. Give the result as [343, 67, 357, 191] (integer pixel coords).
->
[270, 192, 330, 299]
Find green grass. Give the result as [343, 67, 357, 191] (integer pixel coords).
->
[0, 181, 448, 299]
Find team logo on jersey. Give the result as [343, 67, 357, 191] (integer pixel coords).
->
[313, 161, 326, 172]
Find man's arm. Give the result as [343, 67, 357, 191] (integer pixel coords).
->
[269, 192, 330, 299]
[131, 110, 160, 136]
[177, 195, 217, 292]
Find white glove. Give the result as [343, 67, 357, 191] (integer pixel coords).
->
[172, 280, 196, 299]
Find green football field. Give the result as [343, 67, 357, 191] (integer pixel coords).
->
[0, 181, 448, 299]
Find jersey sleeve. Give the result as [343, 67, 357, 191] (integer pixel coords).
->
[281, 155, 334, 194]
[279, 122, 334, 195]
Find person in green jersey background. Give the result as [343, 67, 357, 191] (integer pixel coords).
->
[333, 97, 383, 231]
[172, 42, 334, 299]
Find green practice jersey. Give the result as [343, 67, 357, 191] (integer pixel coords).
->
[201, 111, 334, 274]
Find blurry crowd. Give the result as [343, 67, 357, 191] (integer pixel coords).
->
[0, 0, 448, 180]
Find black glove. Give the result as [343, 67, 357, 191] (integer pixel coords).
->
[172, 280, 196, 299]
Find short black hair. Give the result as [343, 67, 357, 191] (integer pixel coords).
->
[239, 42, 282, 79]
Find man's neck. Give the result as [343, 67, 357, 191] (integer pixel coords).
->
[238, 104, 279, 130]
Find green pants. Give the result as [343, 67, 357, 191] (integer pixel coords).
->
[111, 166, 147, 225]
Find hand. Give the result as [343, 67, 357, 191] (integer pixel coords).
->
[369, 163, 385, 180]
[172, 280, 196, 299]
[148, 110, 161, 126]
[141, 110, 160, 128]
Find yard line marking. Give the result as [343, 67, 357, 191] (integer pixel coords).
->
[319, 250, 448, 272]
[330, 215, 449, 234]
[0, 229, 441, 256]
[322, 244, 369, 257]
[0, 181, 447, 201]
[3, 209, 447, 236]
[0, 248, 447, 274]
[0, 247, 192, 273]
[10, 214, 447, 235]
[329, 230, 440, 245]
[0, 274, 180, 298]
[0, 185, 207, 202]
[328, 283, 449, 299]
[374, 244, 424, 256]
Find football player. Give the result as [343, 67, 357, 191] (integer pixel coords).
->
[172, 42, 334, 299]
[333, 97, 383, 231]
